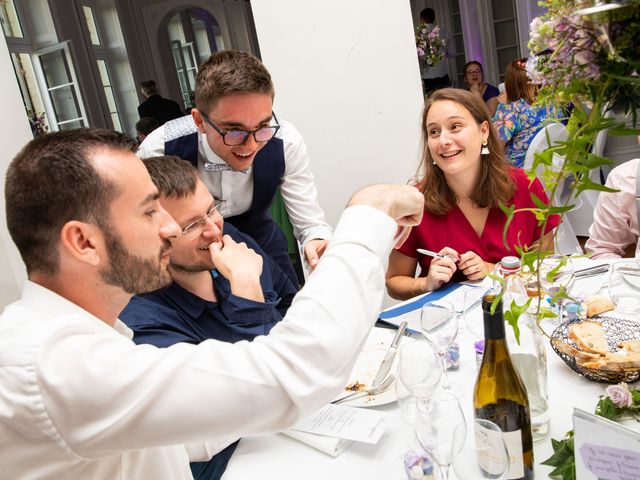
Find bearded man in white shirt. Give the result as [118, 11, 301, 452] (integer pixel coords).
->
[0, 128, 422, 479]
[138, 50, 331, 286]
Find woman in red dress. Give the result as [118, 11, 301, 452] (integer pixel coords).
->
[386, 88, 559, 300]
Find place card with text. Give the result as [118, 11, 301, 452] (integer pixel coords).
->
[573, 408, 640, 480]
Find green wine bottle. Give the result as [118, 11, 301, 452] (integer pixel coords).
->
[474, 294, 534, 479]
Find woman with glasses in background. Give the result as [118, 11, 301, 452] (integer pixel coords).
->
[492, 58, 559, 168]
[463, 61, 500, 116]
[385, 88, 559, 299]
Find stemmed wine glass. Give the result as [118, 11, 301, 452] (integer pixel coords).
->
[396, 340, 443, 422]
[420, 301, 461, 397]
[608, 260, 640, 313]
[539, 254, 575, 325]
[452, 419, 509, 479]
[415, 391, 466, 480]
[463, 288, 488, 366]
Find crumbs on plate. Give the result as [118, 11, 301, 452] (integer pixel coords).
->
[345, 381, 366, 392]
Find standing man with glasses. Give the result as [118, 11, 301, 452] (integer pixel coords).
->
[138, 50, 332, 286]
[120, 156, 297, 480]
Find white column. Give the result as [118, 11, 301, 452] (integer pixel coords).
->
[250, 0, 424, 228]
[0, 34, 31, 307]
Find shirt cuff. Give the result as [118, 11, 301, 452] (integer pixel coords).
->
[300, 226, 334, 247]
[223, 293, 281, 326]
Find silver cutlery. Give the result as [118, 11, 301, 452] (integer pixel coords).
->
[371, 321, 407, 387]
[331, 374, 396, 405]
[553, 264, 609, 281]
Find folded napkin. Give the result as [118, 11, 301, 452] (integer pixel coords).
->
[281, 430, 352, 457]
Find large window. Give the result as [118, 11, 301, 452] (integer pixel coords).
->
[166, 8, 225, 109]
[0, 0, 23, 38]
[450, 0, 466, 87]
[34, 43, 88, 130]
[10, 52, 49, 135]
[490, 0, 521, 81]
[96, 59, 122, 132]
[80, 3, 124, 132]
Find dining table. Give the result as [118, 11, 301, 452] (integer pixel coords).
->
[221, 258, 639, 480]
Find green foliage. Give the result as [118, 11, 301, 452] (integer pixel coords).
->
[500, 0, 640, 341]
[542, 431, 575, 480]
[504, 298, 532, 344]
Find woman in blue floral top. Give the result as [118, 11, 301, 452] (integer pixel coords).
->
[493, 58, 558, 167]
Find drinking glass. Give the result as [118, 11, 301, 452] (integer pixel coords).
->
[415, 391, 466, 480]
[452, 419, 509, 479]
[420, 302, 461, 396]
[464, 288, 487, 368]
[608, 260, 640, 313]
[396, 341, 442, 422]
[538, 254, 575, 324]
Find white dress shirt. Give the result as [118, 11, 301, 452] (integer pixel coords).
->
[137, 118, 333, 247]
[0, 205, 394, 479]
[585, 158, 640, 259]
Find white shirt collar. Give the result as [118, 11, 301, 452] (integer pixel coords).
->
[21, 280, 134, 340]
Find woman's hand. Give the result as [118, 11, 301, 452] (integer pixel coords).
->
[457, 251, 493, 281]
[424, 247, 459, 291]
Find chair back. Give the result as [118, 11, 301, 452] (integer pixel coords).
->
[523, 123, 568, 172]
[523, 123, 582, 254]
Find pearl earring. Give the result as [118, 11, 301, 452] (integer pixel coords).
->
[432, 160, 436, 165]
[481, 142, 489, 155]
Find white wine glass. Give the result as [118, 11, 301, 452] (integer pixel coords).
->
[539, 254, 575, 325]
[464, 288, 488, 368]
[452, 419, 509, 479]
[608, 260, 640, 313]
[415, 391, 466, 480]
[420, 302, 461, 397]
[396, 341, 443, 422]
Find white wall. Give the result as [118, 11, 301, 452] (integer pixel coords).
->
[0, 34, 31, 308]
[251, 0, 425, 228]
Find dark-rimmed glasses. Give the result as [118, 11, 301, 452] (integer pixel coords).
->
[199, 111, 280, 146]
[181, 200, 226, 237]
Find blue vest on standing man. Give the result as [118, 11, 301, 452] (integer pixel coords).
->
[163, 120, 298, 286]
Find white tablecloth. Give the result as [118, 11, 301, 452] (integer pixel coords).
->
[222, 259, 636, 480]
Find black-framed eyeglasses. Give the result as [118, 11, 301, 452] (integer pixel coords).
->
[181, 200, 226, 237]
[199, 111, 280, 146]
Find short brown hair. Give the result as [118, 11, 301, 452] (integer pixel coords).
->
[505, 58, 536, 104]
[140, 80, 158, 96]
[195, 50, 274, 113]
[5, 128, 137, 274]
[418, 88, 514, 215]
[143, 156, 200, 198]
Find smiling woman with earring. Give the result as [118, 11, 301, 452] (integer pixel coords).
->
[385, 88, 560, 300]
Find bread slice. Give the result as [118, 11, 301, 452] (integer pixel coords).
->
[568, 321, 610, 355]
[619, 339, 640, 353]
[586, 296, 615, 317]
[552, 338, 602, 363]
[579, 359, 607, 370]
[599, 351, 640, 371]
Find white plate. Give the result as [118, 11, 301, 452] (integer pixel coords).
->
[335, 327, 413, 407]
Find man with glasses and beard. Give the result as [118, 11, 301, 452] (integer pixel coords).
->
[120, 156, 297, 480]
[138, 50, 332, 286]
[0, 127, 423, 479]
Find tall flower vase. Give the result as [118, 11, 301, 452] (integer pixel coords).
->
[505, 312, 550, 443]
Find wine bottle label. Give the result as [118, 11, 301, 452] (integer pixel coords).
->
[475, 423, 506, 476]
[503, 430, 525, 479]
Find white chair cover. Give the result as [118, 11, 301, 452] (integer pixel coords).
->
[523, 123, 583, 255]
